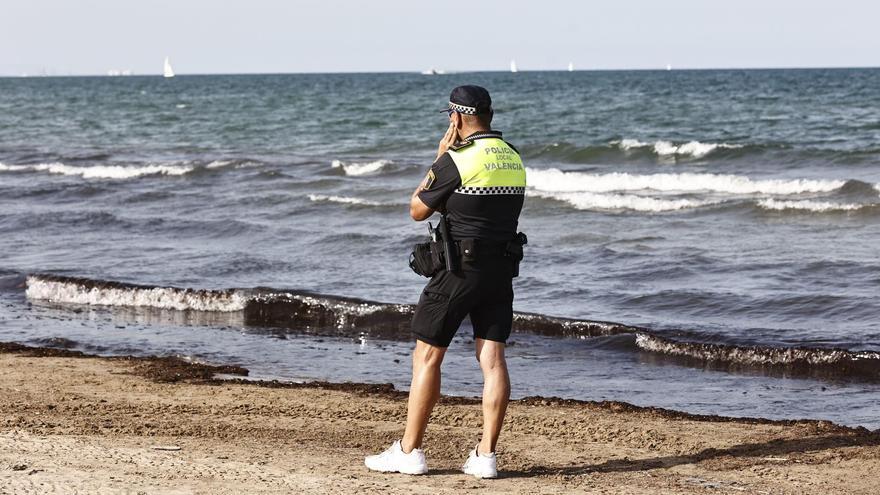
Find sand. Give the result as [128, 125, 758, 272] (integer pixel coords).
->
[0, 343, 877, 494]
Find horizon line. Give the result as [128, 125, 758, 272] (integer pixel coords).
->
[3, 65, 879, 78]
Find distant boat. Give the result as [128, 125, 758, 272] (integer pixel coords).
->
[421, 67, 445, 75]
[568, 62, 574, 72]
[163, 57, 175, 78]
[510, 59, 518, 73]
[666, 64, 672, 71]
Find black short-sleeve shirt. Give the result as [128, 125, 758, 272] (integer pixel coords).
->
[417, 135, 524, 243]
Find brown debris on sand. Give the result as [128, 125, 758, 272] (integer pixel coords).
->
[0, 343, 877, 494]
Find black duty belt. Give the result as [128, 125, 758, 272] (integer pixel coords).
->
[454, 239, 509, 259]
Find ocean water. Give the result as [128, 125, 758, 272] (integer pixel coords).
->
[1, 70, 879, 428]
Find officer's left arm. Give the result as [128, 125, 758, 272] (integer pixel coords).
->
[411, 153, 461, 221]
[410, 177, 434, 221]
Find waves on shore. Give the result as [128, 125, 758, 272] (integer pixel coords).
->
[526, 168, 880, 213]
[330, 159, 393, 176]
[527, 169, 848, 195]
[0, 159, 256, 180]
[23, 273, 880, 382]
[526, 138, 880, 165]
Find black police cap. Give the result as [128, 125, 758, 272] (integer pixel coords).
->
[445, 85, 493, 115]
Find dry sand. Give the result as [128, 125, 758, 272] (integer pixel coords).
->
[0, 343, 877, 494]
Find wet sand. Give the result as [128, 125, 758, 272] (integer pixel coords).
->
[0, 343, 877, 494]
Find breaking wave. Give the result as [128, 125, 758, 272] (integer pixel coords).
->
[308, 194, 393, 207]
[616, 139, 743, 158]
[23, 274, 880, 382]
[635, 334, 880, 376]
[0, 160, 250, 180]
[26, 275, 247, 312]
[528, 190, 715, 212]
[757, 199, 869, 212]
[331, 159, 392, 176]
[528, 139, 759, 163]
[526, 168, 847, 195]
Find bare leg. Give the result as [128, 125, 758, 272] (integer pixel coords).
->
[475, 338, 510, 454]
[401, 340, 447, 453]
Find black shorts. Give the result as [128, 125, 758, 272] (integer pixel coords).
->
[411, 262, 515, 348]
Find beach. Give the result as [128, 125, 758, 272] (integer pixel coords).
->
[1, 343, 877, 494]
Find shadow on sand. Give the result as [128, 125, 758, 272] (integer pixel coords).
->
[502, 431, 880, 478]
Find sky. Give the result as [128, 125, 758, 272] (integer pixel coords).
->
[2, 0, 879, 76]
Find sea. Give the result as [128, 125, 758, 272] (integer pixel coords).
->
[1, 69, 878, 428]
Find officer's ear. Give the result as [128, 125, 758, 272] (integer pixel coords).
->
[451, 111, 462, 130]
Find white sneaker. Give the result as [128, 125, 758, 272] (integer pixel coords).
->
[462, 446, 498, 479]
[365, 440, 428, 475]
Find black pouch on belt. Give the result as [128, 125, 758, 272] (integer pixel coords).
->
[409, 242, 440, 277]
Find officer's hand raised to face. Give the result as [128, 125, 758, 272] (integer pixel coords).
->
[436, 122, 459, 161]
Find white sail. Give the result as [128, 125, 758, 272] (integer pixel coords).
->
[510, 59, 518, 73]
[568, 61, 574, 72]
[666, 64, 672, 71]
[163, 57, 175, 78]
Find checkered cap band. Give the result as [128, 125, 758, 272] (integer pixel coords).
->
[448, 102, 479, 115]
[454, 186, 525, 195]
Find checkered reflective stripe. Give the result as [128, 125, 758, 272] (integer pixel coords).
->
[448, 102, 478, 115]
[454, 186, 526, 195]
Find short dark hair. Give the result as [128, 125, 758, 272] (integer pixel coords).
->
[464, 111, 493, 128]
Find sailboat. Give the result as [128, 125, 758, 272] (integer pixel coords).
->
[163, 57, 175, 78]
[568, 61, 574, 72]
[510, 59, 518, 73]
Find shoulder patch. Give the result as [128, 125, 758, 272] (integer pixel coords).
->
[422, 169, 436, 190]
[449, 140, 474, 152]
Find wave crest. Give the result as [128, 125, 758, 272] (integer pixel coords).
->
[526, 168, 846, 195]
[528, 190, 715, 212]
[26, 275, 247, 312]
[307, 194, 390, 206]
[331, 159, 392, 176]
[617, 139, 743, 158]
[0, 159, 258, 180]
[757, 199, 868, 212]
[0, 162, 194, 179]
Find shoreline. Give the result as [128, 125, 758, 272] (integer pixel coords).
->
[2, 342, 878, 493]
[2, 342, 869, 434]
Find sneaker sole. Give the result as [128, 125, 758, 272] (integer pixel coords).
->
[365, 462, 428, 475]
[463, 468, 497, 479]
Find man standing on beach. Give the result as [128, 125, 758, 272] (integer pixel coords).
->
[365, 86, 527, 478]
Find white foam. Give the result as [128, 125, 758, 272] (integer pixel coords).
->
[526, 168, 845, 195]
[634, 333, 854, 366]
[528, 190, 713, 212]
[308, 194, 387, 206]
[614, 139, 741, 158]
[25, 276, 247, 312]
[0, 162, 193, 179]
[757, 199, 866, 212]
[617, 138, 647, 150]
[331, 159, 391, 176]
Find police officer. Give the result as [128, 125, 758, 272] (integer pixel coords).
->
[366, 85, 526, 478]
